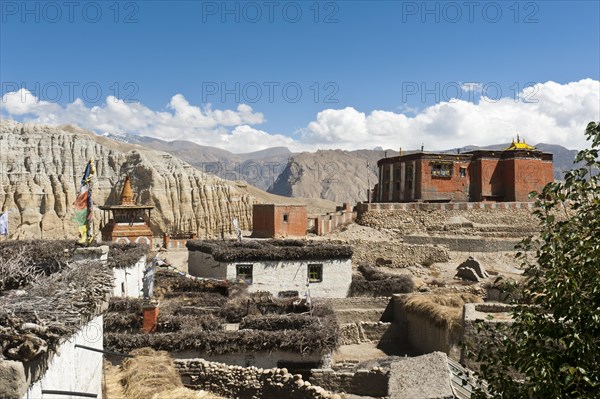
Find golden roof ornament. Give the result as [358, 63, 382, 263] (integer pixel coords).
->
[505, 134, 535, 151]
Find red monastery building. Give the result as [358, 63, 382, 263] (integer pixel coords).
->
[374, 138, 554, 203]
[100, 176, 154, 245]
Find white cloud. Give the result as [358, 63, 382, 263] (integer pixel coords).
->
[1, 79, 598, 153]
[298, 79, 600, 151]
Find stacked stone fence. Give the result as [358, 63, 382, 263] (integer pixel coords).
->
[357, 201, 534, 214]
[351, 240, 450, 268]
[309, 368, 389, 397]
[403, 235, 521, 252]
[460, 303, 514, 370]
[175, 358, 342, 399]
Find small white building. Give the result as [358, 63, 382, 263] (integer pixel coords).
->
[187, 239, 353, 298]
[74, 245, 149, 298]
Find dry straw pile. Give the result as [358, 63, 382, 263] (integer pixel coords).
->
[397, 292, 482, 332]
[104, 348, 224, 399]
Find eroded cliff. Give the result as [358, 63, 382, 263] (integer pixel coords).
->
[0, 120, 253, 239]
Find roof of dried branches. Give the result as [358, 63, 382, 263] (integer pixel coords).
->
[105, 268, 339, 356]
[0, 260, 113, 363]
[186, 239, 352, 262]
[107, 242, 151, 269]
[0, 239, 78, 291]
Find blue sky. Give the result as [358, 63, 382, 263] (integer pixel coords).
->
[1, 1, 599, 152]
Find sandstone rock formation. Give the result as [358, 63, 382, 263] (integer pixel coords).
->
[0, 120, 254, 240]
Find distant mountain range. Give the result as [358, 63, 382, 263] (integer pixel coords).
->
[103, 133, 292, 191]
[103, 132, 580, 204]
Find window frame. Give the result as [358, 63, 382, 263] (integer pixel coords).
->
[431, 161, 453, 177]
[308, 263, 323, 283]
[236, 264, 253, 284]
[283, 213, 289, 223]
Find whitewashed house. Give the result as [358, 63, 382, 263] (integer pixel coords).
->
[187, 239, 353, 298]
[74, 244, 149, 298]
[0, 259, 113, 399]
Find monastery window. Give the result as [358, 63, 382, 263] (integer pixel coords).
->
[431, 162, 453, 177]
[408, 180, 413, 190]
[236, 264, 253, 284]
[308, 264, 323, 283]
[396, 182, 400, 190]
[283, 214, 289, 223]
[459, 167, 467, 177]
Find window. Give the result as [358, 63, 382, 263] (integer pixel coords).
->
[459, 167, 467, 177]
[431, 162, 453, 177]
[236, 264, 253, 284]
[283, 214, 289, 223]
[396, 181, 400, 190]
[308, 264, 323, 283]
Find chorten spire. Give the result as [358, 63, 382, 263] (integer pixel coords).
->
[119, 176, 135, 205]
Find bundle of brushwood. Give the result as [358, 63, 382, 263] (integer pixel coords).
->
[239, 314, 321, 331]
[154, 269, 234, 298]
[186, 239, 352, 262]
[0, 239, 77, 291]
[0, 260, 113, 362]
[104, 290, 339, 355]
[107, 242, 150, 269]
[350, 264, 415, 297]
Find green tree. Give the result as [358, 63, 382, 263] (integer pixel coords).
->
[474, 122, 600, 398]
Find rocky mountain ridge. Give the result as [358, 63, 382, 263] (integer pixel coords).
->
[0, 120, 255, 239]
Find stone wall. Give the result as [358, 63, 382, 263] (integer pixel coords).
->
[356, 203, 539, 237]
[175, 358, 342, 399]
[172, 350, 328, 370]
[358, 201, 535, 213]
[351, 240, 449, 268]
[317, 297, 391, 324]
[403, 235, 521, 252]
[460, 303, 514, 370]
[310, 368, 389, 397]
[339, 321, 396, 345]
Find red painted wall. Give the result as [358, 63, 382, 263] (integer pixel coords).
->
[253, 204, 307, 238]
[417, 159, 470, 202]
